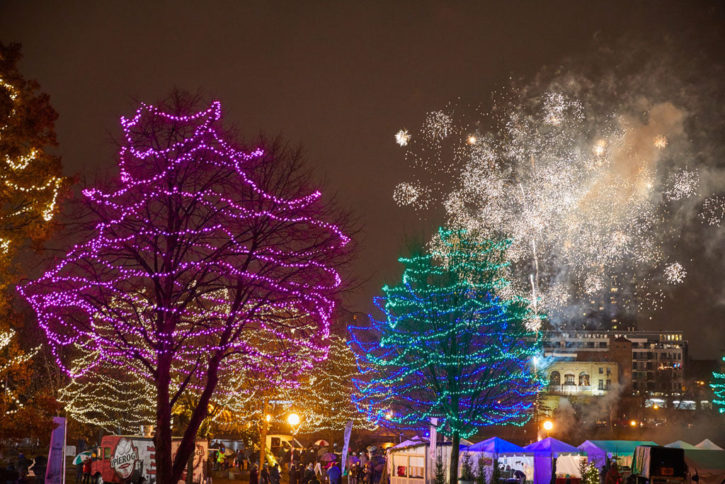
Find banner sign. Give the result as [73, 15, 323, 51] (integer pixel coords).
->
[341, 420, 354, 474]
[46, 416, 66, 484]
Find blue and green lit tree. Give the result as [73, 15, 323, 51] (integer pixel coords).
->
[349, 228, 542, 484]
[711, 356, 725, 414]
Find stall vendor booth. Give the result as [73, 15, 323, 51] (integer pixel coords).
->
[465, 437, 534, 483]
[523, 438, 585, 484]
[577, 440, 657, 471]
[388, 438, 429, 484]
[387, 436, 474, 484]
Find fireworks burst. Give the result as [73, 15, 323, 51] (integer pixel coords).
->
[393, 182, 422, 207]
[423, 110, 452, 140]
[664, 262, 686, 284]
[395, 129, 411, 147]
[392, 75, 716, 323]
[699, 196, 725, 226]
[665, 168, 699, 201]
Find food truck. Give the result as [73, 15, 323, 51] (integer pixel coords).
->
[91, 435, 208, 484]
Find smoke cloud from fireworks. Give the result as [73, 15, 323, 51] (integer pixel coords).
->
[392, 57, 725, 326]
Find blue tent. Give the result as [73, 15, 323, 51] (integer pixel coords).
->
[523, 438, 582, 484]
[467, 437, 526, 455]
[524, 437, 580, 455]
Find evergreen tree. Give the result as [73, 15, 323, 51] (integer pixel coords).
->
[711, 356, 725, 414]
[350, 228, 542, 484]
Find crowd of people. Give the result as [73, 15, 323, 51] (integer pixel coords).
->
[207, 441, 388, 484]
[280, 448, 386, 484]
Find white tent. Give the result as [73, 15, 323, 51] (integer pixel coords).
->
[684, 449, 725, 484]
[665, 440, 697, 449]
[695, 439, 724, 451]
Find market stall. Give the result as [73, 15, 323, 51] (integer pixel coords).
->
[466, 437, 533, 483]
[524, 438, 585, 484]
[577, 440, 657, 470]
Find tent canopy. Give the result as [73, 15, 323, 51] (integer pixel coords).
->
[578, 440, 658, 456]
[391, 436, 428, 450]
[695, 439, 724, 451]
[467, 437, 526, 454]
[524, 438, 580, 456]
[666, 440, 697, 449]
[684, 449, 725, 470]
[390, 436, 474, 452]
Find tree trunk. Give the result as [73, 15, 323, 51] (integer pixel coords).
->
[154, 359, 174, 484]
[260, 399, 269, 468]
[449, 431, 460, 484]
[171, 357, 221, 483]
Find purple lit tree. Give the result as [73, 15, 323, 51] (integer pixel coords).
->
[19, 94, 350, 483]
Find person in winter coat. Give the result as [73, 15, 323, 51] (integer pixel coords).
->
[605, 463, 621, 484]
[327, 462, 341, 484]
[271, 463, 281, 484]
[82, 458, 92, 484]
[348, 462, 360, 484]
[289, 462, 300, 484]
[302, 463, 315, 484]
[250, 465, 259, 484]
[261, 463, 271, 484]
[364, 462, 373, 484]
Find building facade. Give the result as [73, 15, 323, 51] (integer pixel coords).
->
[542, 330, 687, 396]
[544, 360, 619, 396]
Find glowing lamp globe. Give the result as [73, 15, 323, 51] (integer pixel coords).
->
[542, 420, 554, 431]
[287, 413, 300, 426]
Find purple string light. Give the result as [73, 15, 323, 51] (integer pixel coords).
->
[20, 101, 349, 391]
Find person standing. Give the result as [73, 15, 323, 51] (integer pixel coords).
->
[244, 447, 251, 470]
[81, 457, 92, 484]
[261, 463, 271, 484]
[302, 463, 315, 484]
[605, 462, 621, 484]
[289, 462, 300, 484]
[372, 454, 385, 484]
[327, 462, 341, 484]
[364, 462, 373, 484]
[348, 462, 359, 484]
[359, 451, 368, 469]
[271, 463, 281, 484]
[250, 464, 259, 484]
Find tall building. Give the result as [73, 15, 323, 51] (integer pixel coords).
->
[542, 329, 687, 396]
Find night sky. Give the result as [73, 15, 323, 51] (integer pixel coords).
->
[2, 1, 724, 357]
